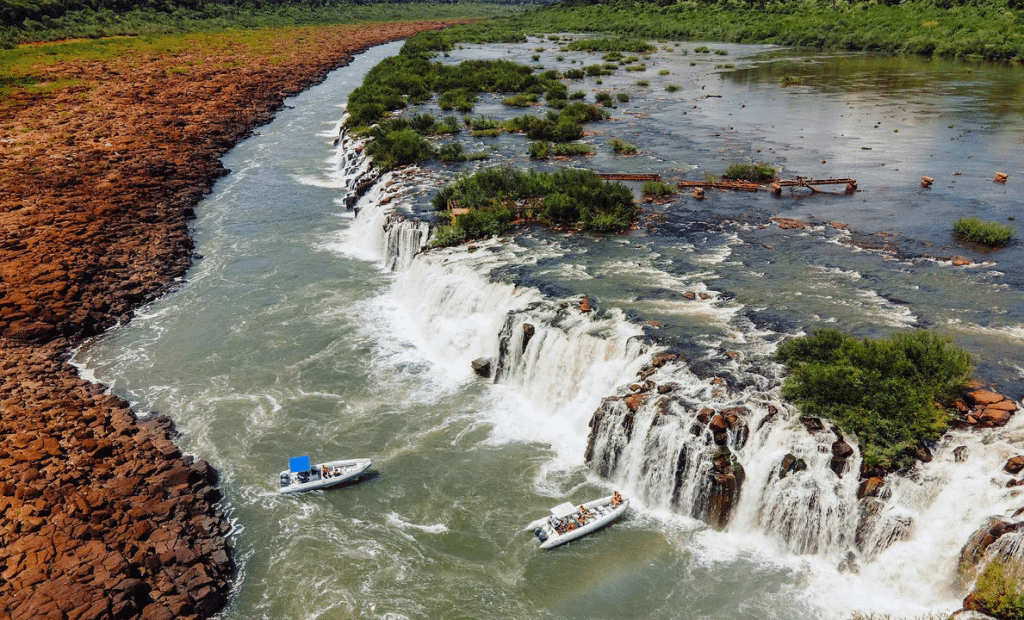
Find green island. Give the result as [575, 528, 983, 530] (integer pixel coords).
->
[776, 329, 973, 472]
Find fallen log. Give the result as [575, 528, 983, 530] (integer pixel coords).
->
[679, 176, 858, 195]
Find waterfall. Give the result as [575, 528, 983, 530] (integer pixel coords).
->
[332, 126, 1024, 612]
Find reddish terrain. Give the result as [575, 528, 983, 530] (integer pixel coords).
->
[0, 20, 468, 620]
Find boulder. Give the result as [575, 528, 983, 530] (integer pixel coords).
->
[1005, 456, 1024, 475]
[470, 357, 492, 378]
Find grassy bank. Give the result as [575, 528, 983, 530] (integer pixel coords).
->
[428, 0, 1024, 62]
[0, 1, 520, 47]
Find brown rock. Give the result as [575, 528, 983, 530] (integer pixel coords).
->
[1005, 456, 1024, 475]
[625, 392, 647, 413]
[968, 389, 1007, 407]
[977, 408, 1013, 428]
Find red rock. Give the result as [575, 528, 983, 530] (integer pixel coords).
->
[1005, 456, 1024, 474]
[625, 393, 647, 413]
[978, 408, 1013, 428]
[968, 389, 1006, 407]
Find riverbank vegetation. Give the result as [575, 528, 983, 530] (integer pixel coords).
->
[484, 0, 1024, 62]
[429, 166, 638, 246]
[954, 216, 1016, 247]
[776, 329, 973, 471]
[0, 1, 521, 47]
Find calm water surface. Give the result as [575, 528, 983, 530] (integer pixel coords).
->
[74, 39, 1024, 619]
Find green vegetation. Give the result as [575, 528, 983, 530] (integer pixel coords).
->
[609, 137, 637, 154]
[723, 162, 777, 182]
[430, 166, 639, 245]
[968, 560, 1024, 619]
[551, 141, 593, 156]
[664, 84, 680, 92]
[779, 75, 805, 86]
[615, 92, 629, 102]
[1, 2, 520, 48]
[776, 329, 973, 471]
[636, 79, 649, 86]
[564, 37, 656, 54]
[364, 123, 434, 171]
[442, 0, 1024, 63]
[503, 93, 540, 107]
[528, 140, 550, 159]
[954, 216, 1016, 247]
[642, 180, 675, 197]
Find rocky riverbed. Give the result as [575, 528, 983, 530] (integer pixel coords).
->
[0, 21, 469, 620]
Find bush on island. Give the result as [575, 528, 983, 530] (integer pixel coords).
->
[776, 328, 973, 471]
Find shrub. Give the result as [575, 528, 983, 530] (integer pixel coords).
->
[969, 560, 1024, 619]
[410, 113, 437, 134]
[564, 68, 585, 80]
[438, 142, 467, 163]
[595, 91, 613, 106]
[528, 140, 550, 159]
[366, 128, 434, 171]
[779, 75, 804, 86]
[776, 329, 973, 471]
[439, 88, 477, 112]
[636, 80, 650, 86]
[610, 137, 637, 154]
[954, 217, 1015, 247]
[665, 84, 680, 92]
[431, 116, 461, 134]
[503, 93, 540, 107]
[616, 92, 630, 102]
[723, 162, 777, 182]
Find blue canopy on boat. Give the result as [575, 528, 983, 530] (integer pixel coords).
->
[289, 456, 312, 473]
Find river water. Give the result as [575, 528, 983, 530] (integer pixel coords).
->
[73, 38, 1024, 619]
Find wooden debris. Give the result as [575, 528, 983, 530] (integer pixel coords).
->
[995, 172, 1009, 183]
[680, 176, 858, 195]
[597, 173, 662, 181]
[922, 176, 934, 187]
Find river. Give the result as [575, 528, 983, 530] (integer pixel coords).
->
[73, 38, 1024, 619]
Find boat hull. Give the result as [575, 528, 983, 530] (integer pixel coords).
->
[525, 495, 628, 549]
[279, 458, 371, 494]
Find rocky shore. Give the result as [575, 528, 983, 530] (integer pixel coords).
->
[0, 20, 468, 620]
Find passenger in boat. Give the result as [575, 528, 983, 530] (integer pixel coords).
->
[578, 506, 591, 524]
[611, 491, 622, 508]
[321, 465, 329, 478]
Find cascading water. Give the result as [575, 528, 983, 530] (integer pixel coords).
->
[335, 130, 1024, 611]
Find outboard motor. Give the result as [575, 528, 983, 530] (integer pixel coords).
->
[534, 527, 548, 543]
[279, 473, 291, 488]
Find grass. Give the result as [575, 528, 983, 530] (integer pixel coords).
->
[954, 216, 1015, 247]
[551, 142, 593, 156]
[723, 162, 777, 183]
[642, 180, 675, 197]
[609, 137, 637, 154]
[776, 329, 973, 471]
